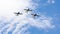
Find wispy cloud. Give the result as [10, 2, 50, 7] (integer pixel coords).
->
[44, 0, 55, 6]
[47, 0, 55, 4]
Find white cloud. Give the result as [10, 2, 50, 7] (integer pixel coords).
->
[28, 15, 55, 29]
[0, 0, 32, 18]
[40, 0, 55, 6]
[47, 0, 55, 4]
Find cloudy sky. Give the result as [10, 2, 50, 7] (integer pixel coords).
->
[0, 0, 60, 34]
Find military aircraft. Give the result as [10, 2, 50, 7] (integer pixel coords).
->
[31, 14, 39, 18]
[24, 8, 32, 13]
[14, 12, 23, 16]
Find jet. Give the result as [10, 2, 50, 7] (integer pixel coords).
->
[24, 8, 32, 13]
[14, 12, 23, 16]
[31, 14, 39, 18]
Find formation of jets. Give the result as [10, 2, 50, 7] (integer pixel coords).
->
[14, 8, 39, 18]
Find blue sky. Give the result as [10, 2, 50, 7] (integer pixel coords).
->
[0, 0, 60, 34]
[32, 0, 60, 34]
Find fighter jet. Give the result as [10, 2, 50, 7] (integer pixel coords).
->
[24, 8, 32, 13]
[31, 14, 39, 18]
[14, 12, 23, 16]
